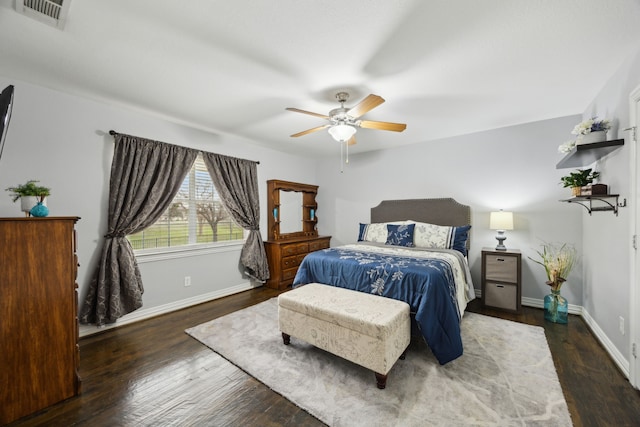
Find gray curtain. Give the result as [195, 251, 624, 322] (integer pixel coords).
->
[80, 134, 198, 326]
[202, 152, 269, 282]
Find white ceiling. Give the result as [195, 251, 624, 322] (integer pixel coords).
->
[1, 0, 640, 157]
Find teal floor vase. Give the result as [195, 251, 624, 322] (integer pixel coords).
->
[544, 289, 568, 324]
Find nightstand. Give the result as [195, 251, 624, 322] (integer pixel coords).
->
[481, 247, 522, 313]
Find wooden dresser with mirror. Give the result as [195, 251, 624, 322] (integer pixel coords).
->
[264, 179, 331, 289]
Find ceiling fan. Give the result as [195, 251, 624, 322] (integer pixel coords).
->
[286, 92, 407, 146]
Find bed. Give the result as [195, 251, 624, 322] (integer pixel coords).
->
[292, 198, 474, 365]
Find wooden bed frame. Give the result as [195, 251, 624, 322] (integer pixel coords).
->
[370, 197, 472, 251]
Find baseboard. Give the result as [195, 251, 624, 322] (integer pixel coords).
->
[580, 307, 630, 378]
[79, 282, 256, 337]
[522, 297, 631, 378]
[475, 289, 629, 378]
[521, 296, 583, 315]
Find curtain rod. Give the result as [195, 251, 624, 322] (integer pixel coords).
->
[107, 130, 260, 164]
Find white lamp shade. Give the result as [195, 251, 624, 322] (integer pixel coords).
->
[328, 124, 357, 142]
[489, 211, 514, 230]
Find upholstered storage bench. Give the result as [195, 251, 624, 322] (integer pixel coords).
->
[277, 283, 411, 389]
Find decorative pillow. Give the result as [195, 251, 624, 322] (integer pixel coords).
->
[358, 221, 408, 243]
[409, 221, 471, 256]
[451, 225, 471, 256]
[357, 223, 369, 241]
[411, 222, 450, 248]
[357, 223, 387, 243]
[385, 223, 415, 247]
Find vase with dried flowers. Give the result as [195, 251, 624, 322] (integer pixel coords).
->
[529, 241, 578, 323]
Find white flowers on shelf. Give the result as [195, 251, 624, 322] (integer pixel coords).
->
[558, 140, 576, 154]
[571, 117, 611, 136]
[559, 116, 612, 152]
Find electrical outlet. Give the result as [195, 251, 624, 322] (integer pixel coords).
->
[184, 276, 191, 287]
[619, 316, 625, 335]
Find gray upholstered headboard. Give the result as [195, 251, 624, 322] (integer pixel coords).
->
[371, 198, 472, 252]
[371, 198, 471, 226]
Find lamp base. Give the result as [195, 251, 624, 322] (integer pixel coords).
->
[495, 231, 507, 251]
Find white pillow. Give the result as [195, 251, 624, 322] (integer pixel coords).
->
[363, 223, 388, 243]
[406, 220, 472, 256]
[359, 221, 409, 243]
[409, 221, 452, 248]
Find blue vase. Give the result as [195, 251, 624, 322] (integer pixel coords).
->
[30, 202, 49, 218]
[544, 289, 568, 324]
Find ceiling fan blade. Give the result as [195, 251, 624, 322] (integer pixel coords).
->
[359, 120, 407, 132]
[285, 107, 330, 120]
[347, 135, 357, 146]
[347, 94, 385, 119]
[290, 124, 330, 137]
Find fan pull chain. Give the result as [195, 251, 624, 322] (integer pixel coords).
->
[338, 140, 350, 173]
[346, 140, 349, 164]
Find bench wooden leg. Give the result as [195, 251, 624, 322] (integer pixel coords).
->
[282, 332, 290, 345]
[375, 350, 405, 388]
[375, 372, 387, 389]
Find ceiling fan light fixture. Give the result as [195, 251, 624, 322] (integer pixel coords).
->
[328, 123, 356, 142]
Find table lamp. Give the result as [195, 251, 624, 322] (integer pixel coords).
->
[489, 211, 514, 251]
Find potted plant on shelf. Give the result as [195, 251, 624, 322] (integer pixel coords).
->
[5, 180, 51, 217]
[560, 168, 600, 197]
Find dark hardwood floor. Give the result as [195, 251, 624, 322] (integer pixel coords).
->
[7, 288, 640, 426]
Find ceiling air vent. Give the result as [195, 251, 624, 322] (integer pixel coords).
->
[15, 0, 72, 30]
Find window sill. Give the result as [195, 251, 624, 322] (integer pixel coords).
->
[134, 241, 245, 263]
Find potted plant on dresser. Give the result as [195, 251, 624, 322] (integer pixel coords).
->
[5, 180, 51, 217]
[560, 168, 600, 197]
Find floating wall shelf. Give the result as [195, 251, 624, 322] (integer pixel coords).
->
[556, 139, 624, 169]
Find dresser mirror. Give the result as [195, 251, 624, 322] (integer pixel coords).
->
[266, 179, 319, 240]
[278, 190, 303, 234]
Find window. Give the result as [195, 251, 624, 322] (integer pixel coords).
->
[127, 154, 244, 251]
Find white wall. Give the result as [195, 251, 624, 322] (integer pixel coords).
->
[315, 116, 585, 304]
[579, 46, 640, 363]
[3, 46, 637, 366]
[0, 77, 317, 331]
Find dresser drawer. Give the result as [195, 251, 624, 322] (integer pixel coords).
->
[485, 254, 518, 282]
[281, 255, 303, 270]
[484, 282, 517, 311]
[309, 239, 329, 252]
[282, 242, 309, 256]
[282, 268, 299, 281]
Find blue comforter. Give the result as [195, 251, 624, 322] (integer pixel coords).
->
[293, 244, 468, 364]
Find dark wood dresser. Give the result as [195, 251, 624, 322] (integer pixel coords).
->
[264, 235, 331, 289]
[0, 217, 81, 424]
[264, 180, 331, 289]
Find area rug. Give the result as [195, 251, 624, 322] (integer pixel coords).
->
[186, 298, 572, 426]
